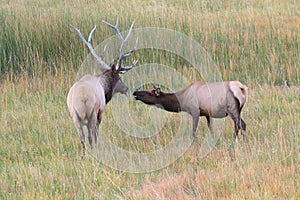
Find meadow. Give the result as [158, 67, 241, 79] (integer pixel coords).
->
[0, 0, 299, 199]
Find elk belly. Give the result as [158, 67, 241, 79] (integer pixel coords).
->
[198, 95, 228, 118]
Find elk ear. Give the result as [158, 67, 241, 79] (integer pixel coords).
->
[111, 64, 116, 71]
[155, 87, 161, 97]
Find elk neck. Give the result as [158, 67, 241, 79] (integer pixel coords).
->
[98, 70, 120, 104]
[156, 92, 181, 113]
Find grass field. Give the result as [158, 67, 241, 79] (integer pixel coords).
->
[1, 0, 299, 199]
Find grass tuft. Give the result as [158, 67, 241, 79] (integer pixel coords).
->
[0, 0, 299, 199]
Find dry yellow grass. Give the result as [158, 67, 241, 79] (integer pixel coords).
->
[0, 0, 299, 199]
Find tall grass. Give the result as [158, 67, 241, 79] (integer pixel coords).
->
[1, 0, 299, 84]
[0, 0, 299, 199]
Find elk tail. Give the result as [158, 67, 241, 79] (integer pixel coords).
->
[229, 81, 248, 108]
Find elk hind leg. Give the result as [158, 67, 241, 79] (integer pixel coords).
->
[94, 112, 102, 147]
[87, 128, 93, 149]
[228, 110, 241, 142]
[240, 118, 246, 142]
[88, 114, 98, 149]
[73, 110, 86, 158]
[74, 122, 85, 158]
[228, 112, 240, 142]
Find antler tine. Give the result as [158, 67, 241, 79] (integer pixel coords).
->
[117, 37, 139, 73]
[117, 22, 136, 68]
[100, 45, 107, 58]
[102, 18, 138, 71]
[118, 60, 138, 74]
[123, 21, 135, 43]
[70, 24, 110, 71]
[88, 25, 97, 43]
[119, 37, 138, 59]
[102, 18, 124, 41]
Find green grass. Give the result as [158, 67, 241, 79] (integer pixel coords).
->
[0, 0, 299, 199]
[1, 0, 299, 84]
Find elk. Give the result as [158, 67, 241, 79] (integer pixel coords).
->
[67, 19, 138, 158]
[133, 81, 248, 141]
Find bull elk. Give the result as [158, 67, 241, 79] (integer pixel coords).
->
[133, 81, 248, 141]
[67, 19, 138, 158]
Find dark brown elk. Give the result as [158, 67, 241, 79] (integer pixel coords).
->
[133, 81, 248, 141]
[67, 19, 138, 158]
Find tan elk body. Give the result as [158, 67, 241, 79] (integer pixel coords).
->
[68, 75, 105, 126]
[67, 19, 138, 157]
[133, 81, 248, 140]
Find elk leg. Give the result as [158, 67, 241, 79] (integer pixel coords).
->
[227, 97, 242, 141]
[240, 118, 246, 142]
[81, 141, 85, 159]
[228, 114, 240, 142]
[93, 125, 99, 147]
[205, 116, 213, 135]
[97, 111, 102, 126]
[88, 115, 98, 149]
[234, 119, 239, 142]
[73, 112, 86, 158]
[227, 110, 239, 140]
[75, 123, 85, 158]
[94, 112, 102, 147]
[88, 128, 93, 149]
[227, 112, 241, 142]
[192, 115, 199, 137]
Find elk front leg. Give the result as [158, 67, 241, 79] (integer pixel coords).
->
[205, 116, 213, 135]
[192, 115, 199, 137]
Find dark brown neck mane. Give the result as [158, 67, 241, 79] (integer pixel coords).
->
[156, 93, 181, 113]
[99, 70, 119, 104]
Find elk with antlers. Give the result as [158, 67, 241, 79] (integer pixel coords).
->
[133, 81, 248, 141]
[67, 19, 138, 158]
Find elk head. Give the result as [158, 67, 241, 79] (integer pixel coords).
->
[70, 18, 138, 100]
[133, 85, 163, 105]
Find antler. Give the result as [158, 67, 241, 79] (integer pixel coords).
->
[102, 18, 138, 72]
[70, 24, 110, 71]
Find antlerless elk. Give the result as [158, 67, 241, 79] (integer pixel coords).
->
[133, 81, 248, 141]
